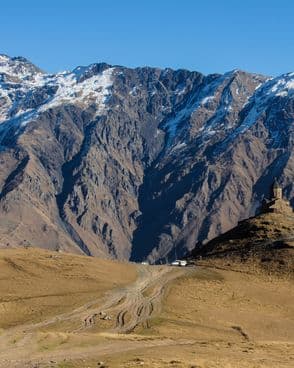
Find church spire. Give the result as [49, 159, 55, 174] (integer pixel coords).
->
[272, 179, 282, 200]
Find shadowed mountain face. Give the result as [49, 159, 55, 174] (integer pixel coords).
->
[0, 55, 293, 262]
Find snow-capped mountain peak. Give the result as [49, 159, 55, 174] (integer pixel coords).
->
[0, 55, 294, 263]
[37, 66, 114, 112]
[0, 56, 115, 141]
[267, 72, 294, 97]
[0, 54, 43, 81]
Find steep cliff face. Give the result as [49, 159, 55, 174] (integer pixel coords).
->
[0, 55, 293, 262]
[133, 72, 294, 263]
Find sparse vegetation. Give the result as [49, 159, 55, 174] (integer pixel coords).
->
[0, 248, 293, 367]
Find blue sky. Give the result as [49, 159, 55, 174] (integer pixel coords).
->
[1, 0, 293, 76]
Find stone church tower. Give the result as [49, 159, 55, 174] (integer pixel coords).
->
[261, 180, 293, 215]
[272, 180, 282, 199]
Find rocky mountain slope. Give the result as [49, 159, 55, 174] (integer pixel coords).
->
[0, 54, 293, 262]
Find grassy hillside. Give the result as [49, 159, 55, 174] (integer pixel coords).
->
[0, 248, 293, 368]
[191, 212, 294, 276]
[0, 248, 136, 328]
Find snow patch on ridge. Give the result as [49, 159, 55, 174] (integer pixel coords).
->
[39, 67, 114, 113]
[216, 72, 294, 152]
[0, 57, 115, 148]
[163, 70, 244, 146]
[201, 95, 214, 105]
[0, 55, 10, 63]
[163, 75, 226, 141]
[0, 55, 42, 80]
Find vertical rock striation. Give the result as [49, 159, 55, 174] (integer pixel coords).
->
[0, 55, 293, 262]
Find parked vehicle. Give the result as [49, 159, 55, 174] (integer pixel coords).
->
[171, 259, 187, 267]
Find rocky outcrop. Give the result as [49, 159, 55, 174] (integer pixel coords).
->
[0, 55, 293, 262]
[190, 204, 294, 275]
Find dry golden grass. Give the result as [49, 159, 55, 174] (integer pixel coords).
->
[0, 249, 293, 368]
[158, 267, 294, 342]
[38, 266, 294, 368]
[0, 247, 136, 328]
[135, 267, 294, 368]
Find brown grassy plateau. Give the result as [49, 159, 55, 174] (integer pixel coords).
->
[0, 248, 293, 367]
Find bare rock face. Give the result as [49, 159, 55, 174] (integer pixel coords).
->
[0, 55, 293, 262]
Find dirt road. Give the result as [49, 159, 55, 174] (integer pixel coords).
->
[1, 260, 293, 368]
[0, 264, 188, 367]
[83, 264, 187, 333]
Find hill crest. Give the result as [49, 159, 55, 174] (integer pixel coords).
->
[191, 183, 294, 275]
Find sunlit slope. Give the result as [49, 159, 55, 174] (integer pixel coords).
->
[0, 248, 136, 328]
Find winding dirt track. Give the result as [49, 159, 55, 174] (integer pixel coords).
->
[0, 265, 189, 367]
[83, 264, 187, 333]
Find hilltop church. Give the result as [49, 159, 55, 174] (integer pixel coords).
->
[261, 180, 293, 215]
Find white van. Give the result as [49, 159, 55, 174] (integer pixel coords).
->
[171, 260, 187, 267]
